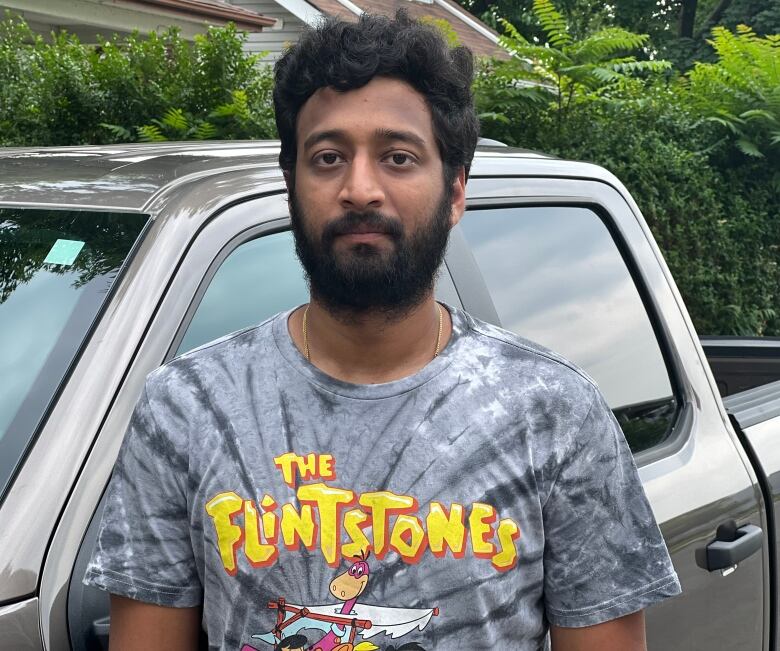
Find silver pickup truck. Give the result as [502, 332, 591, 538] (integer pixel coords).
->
[0, 142, 778, 651]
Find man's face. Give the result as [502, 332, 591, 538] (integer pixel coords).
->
[288, 76, 465, 316]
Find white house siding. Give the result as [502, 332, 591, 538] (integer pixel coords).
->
[230, 1, 308, 62]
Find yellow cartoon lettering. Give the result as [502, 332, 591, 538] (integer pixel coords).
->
[427, 502, 466, 558]
[298, 483, 355, 566]
[359, 491, 416, 558]
[299, 453, 318, 480]
[261, 495, 279, 544]
[320, 453, 336, 481]
[389, 514, 427, 562]
[342, 509, 372, 559]
[244, 500, 278, 568]
[281, 503, 317, 550]
[492, 518, 520, 571]
[273, 453, 298, 487]
[469, 502, 497, 558]
[205, 492, 244, 575]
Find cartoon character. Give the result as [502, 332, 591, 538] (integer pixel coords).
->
[244, 551, 438, 651]
[274, 635, 308, 651]
[308, 550, 372, 651]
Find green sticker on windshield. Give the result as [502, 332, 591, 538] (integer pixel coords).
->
[44, 239, 85, 266]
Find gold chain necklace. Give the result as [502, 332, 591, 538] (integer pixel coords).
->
[302, 303, 444, 362]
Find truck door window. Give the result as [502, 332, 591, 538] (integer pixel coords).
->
[176, 230, 309, 356]
[459, 206, 677, 453]
[0, 208, 148, 502]
[176, 227, 460, 358]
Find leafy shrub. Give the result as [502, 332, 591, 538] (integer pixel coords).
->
[496, 0, 671, 106]
[686, 25, 780, 159]
[0, 14, 276, 146]
[477, 2, 780, 335]
[0, 10, 777, 336]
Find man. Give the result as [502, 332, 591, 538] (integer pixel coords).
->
[84, 10, 680, 650]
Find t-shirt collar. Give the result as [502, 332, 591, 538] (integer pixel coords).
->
[272, 302, 466, 400]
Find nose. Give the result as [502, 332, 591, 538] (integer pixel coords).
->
[337, 152, 385, 211]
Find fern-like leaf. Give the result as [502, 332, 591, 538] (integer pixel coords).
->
[136, 124, 167, 142]
[741, 109, 778, 124]
[193, 121, 217, 140]
[571, 28, 649, 62]
[100, 123, 132, 141]
[736, 138, 763, 157]
[160, 108, 188, 133]
[533, 0, 571, 48]
[498, 17, 527, 45]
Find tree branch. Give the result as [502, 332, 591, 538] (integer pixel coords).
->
[696, 0, 735, 38]
[678, 0, 699, 38]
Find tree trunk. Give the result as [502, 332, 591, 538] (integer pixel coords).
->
[697, 0, 735, 37]
[678, 0, 699, 38]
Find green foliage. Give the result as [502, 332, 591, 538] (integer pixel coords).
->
[114, 86, 277, 142]
[686, 25, 780, 159]
[478, 1, 779, 336]
[463, 0, 613, 41]
[497, 0, 672, 116]
[0, 14, 277, 146]
[419, 17, 461, 47]
[1, 8, 777, 336]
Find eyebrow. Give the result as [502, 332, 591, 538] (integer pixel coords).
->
[373, 128, 427, 148]
[302, 129, 345, 151]
[302, 128, 427, 151]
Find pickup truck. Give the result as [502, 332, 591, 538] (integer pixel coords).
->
[0, 141, 778, 651]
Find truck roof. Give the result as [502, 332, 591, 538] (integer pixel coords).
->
[0, 141, 615, 213]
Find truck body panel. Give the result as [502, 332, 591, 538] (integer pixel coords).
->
[0, 143, 775, 650]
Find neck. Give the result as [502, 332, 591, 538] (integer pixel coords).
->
[340, 597, 358, 614]
[288, 295, 452, 384]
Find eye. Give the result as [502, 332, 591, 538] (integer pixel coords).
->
[385, 152, 415, 167]
[355, 566, 364, 577]
[313, 151, 343, 166]
[349, 565, 358, 576]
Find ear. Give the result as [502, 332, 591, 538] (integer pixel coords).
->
[449, 166, 466, 228]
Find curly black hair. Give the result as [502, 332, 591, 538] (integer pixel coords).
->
[273, 9, 479, 184]
[273, 633, 307, 651]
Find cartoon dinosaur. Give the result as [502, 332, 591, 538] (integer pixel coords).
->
[244, 550, 437, 651]
[308, 549, 372, 651]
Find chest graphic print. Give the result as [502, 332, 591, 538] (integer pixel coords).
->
[205, 452, 521, 651]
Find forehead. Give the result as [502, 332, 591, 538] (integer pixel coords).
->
[296, 77, 435, 148]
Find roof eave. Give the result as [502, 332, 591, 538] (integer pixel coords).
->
[130, 0, 277, 29]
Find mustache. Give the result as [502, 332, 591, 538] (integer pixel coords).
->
[321, 211, 404, 246]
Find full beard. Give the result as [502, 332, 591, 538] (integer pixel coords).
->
[289, 185, 453, 323]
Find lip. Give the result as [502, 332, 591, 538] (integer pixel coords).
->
[338, 231, 389, 243]
[346, 223, 387, 234]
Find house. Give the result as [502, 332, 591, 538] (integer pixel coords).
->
[233, 0, 508, 61]
[0, 0, 505, 62]
[0, 0, 275, 42]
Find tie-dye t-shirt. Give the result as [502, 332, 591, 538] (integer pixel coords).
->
[84, 304, 680, 650]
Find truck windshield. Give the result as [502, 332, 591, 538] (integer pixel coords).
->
[0, 208, 148, 500]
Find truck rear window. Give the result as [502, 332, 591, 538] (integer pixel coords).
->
[0, 208, 148, 500]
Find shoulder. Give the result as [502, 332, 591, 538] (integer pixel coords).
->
[144, 312, 281, 399]
[458, 309, 597, 388]
[451, 308, 601, 420]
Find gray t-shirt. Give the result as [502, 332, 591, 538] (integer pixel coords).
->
[85, 304, 680, 650]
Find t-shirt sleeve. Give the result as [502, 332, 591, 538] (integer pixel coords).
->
[542, 385, 681, 628]
[82, 379, 202, 607]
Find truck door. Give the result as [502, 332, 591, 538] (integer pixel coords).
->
[447, 177, 769, 651]
[48, 191, 461, 650]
